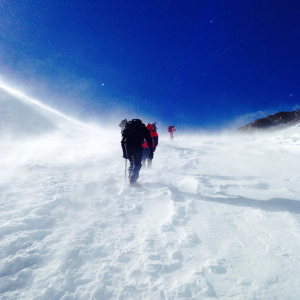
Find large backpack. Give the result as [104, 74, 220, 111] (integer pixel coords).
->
[122, 119, 144, 142]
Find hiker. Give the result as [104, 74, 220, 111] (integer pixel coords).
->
[119, 119, 127, 131]
[168, 125, 176, 140]
[142, 123, 159, 169]
[121, 119, 153, 186]
[152, 122, 159, 151]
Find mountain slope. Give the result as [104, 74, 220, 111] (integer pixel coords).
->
[1, 95, 300, 299]
[237, 109, 300, 133]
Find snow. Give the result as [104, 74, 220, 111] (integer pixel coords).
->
[1, 88, 300, 299]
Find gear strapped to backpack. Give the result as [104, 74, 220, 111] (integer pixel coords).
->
[121, 119, 144, 142]
[152, 123, 157, 132]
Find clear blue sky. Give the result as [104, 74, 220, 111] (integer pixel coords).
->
[1, 0, 299, 128]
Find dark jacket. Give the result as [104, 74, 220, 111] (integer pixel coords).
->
[121, 122, 153, 157]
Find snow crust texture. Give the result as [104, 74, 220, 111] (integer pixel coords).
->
[1, 91, 300, 299]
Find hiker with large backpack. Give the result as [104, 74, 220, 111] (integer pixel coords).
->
[121, 119, 153, 186]
[142, 123, 159, 169]
[168, 125, 176, 140]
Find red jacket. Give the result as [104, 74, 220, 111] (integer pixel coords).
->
[168, 125, 175, 133]
[142, 123, 159, 151]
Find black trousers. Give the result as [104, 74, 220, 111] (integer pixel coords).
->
[142, 147, 152, 168]
[127, 147, 143, 184]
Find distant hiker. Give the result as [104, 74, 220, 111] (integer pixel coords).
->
[121, 119, 153, 186]
[142, 123, 159, 169]
[168, 125, 176, 140]
[119, 119, 127, 131]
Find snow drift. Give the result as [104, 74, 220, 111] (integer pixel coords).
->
[1, 87, 300, 299]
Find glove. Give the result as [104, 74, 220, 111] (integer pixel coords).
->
[122, 153, 128, 159]
[149, 150, 154, 160]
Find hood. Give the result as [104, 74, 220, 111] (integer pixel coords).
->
[146, 123, 154, 131]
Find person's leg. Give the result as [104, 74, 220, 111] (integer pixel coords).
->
[143, 148, 151, 169]
[130, 149, 143, 184]
[147, 157, 152, 168]
[127, 148, 134, 183]
[141, 148, 147, 169]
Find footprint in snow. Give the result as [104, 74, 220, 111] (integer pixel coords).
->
[179, 231, 201, 247]
[0, 254, 40, 278]
[208, 259, 228, 274]
[209, 264, 227, 274]
[170, 205, 190, 226]
[144, 261, 182, 275]
[166, 186, 185, 202]
[159, 222, 174, 232]
[117, 252, 133, 264]
[187, 200, 198, 214]
[171, 250, 184, 262]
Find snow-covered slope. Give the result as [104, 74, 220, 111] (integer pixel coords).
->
[1, 89, 300, 299]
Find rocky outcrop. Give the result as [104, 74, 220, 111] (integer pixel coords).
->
[236, 109, 300, 133]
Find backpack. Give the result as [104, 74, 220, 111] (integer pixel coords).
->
[122, 119, 144, 142]
[168, 126, 172, 132]
[152, 123, 157, 132]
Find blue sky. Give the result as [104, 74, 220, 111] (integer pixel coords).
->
[0, 0, 299, 129]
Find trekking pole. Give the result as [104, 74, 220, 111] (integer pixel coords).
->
[125, 159, 127, 183]
[124, 144, 129, 183]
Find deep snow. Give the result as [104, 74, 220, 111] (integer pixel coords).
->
[1, 87, 300, 299]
